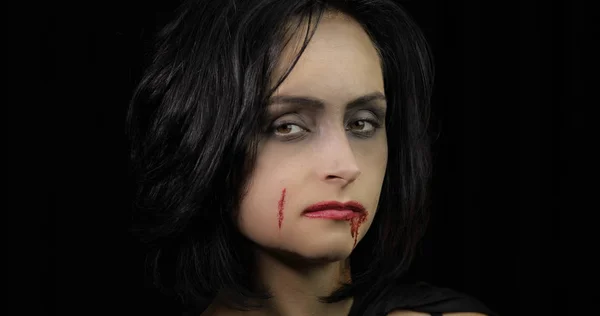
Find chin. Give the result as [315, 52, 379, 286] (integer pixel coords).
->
[257, 237, 355, 268]
[288, 234, 358, 264]
[304, 236, 355, 256]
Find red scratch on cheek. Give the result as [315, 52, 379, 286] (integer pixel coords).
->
[348, 211, 369, 248]
[278, 188, 286, 230]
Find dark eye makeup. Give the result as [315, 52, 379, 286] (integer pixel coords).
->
[266, 110, 384, 141]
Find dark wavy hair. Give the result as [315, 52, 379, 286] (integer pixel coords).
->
[126, 0, 435, 314]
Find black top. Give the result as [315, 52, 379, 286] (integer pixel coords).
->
[185, 282, 498, 316]
[349, 282, 498, 316]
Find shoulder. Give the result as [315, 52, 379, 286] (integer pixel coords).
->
[387, 312, 487, 316]
[376, 282, 494, 316]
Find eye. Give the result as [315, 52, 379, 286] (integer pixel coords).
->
[348, 120, 373, 131]
[272, 122, 307, 138]
[347, 119, 380, 137]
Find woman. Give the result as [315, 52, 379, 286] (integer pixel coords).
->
[126, 0, 497, 315]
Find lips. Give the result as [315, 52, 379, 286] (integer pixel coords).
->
[303, 200, 365, 214]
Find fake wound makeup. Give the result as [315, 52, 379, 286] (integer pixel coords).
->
[276, 187, 369, 249]
[278, 188, 286, 230]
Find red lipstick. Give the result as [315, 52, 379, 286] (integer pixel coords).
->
[303, 201, 365, 220]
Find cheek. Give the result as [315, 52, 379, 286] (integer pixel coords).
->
[356, 138, 387, 215]
[356, 137, 387, 181]
[237, 157, 294, 246]
[238, 182, 282, 240]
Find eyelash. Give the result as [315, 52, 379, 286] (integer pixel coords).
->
[269, 118, 382, 140]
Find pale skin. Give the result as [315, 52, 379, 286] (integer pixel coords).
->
[201, 10, 486, 316]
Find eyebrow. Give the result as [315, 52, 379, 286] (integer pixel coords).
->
[267, 91, 387, 112]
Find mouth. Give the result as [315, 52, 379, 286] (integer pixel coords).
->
[303, 200, 366, 220]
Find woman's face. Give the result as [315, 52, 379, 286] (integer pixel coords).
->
[237, 12, 387, 265]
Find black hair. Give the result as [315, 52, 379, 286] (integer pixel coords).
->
[126, 0, 435, 314]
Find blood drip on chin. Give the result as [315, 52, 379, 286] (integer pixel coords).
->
[348, 211, 368, 248]
[278, 188, 286, 230]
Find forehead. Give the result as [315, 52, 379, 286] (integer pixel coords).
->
[271, 11, 384, 105]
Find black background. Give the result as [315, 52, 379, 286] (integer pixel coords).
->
[6, 0, 592, 315]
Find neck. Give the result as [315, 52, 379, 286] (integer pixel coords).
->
[255, 248, 353, 316]
[207, 248, 354, 316]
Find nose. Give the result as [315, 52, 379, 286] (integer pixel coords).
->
[318, 133, 362, 187]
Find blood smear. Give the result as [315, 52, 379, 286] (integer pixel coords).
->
[278, 188, 286, 230]
[348, 211, 368, 248]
